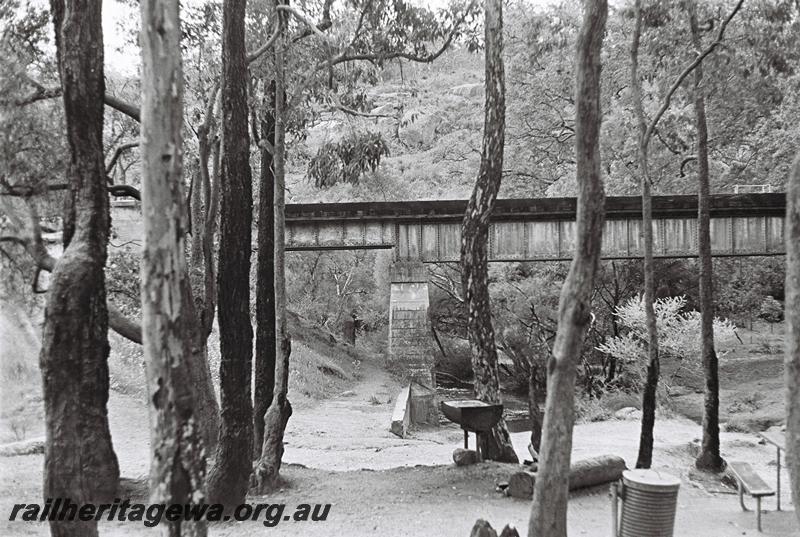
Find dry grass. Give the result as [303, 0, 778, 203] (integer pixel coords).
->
[1, 303, 369, 446]
[288, 343, 352, 402]
[0, 303, 43, 442]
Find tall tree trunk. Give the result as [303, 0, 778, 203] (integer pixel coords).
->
[185, 89, 222, 455]
[630, 0, 660, 470]
[785, 153, 800, 527]
[190, 169, 204, 267]
[192, 84, 221, 345]
[254, 83, 277, 457]
[626, 0, 742, 469]
[528, 1, 607, 535]
[690, 3, 724, 472]
[185, 301, 220, 454]
[140, 0, 207, 534]
[187, 164, 220, 455]
[41, 2, 120, 535]
[207, 0, 254, 507]
[459, 0, 517, 464]
[254, 2, 292, 492]
[528, 371, 543, 454]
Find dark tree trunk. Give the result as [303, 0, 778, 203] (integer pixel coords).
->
[528, 371, 543, 454]
[187, 152, 220, 453]
[185, 301, 220, 454]
[528, 1, 607, 535]
[459, 0, 517, 464]
[183, 82, 223, 455]
[626, 0, 742, 470]
[253, 338, 292, 493]
[253, 2, 293, 492]
[630, 0, 659, 470]
[41, 2, 120, 535]
[254, 82, 277, 458]
[207, 0, 254, 507]
[190, 168, 204, 268]
[188, 117, 222, 454]
[192, 83, 221, 347]
[785, 153, 800, 527]
[690, 4, 724, 473]
[140, 0, 207, 534]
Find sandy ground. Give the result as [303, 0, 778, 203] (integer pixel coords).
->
[2, 353, 799, 536]
[1, 312, 797, 536]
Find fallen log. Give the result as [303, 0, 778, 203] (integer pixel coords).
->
[0, 438, 45, 457]
[507, 454, 627, 499]
[569, 454, 627, 490]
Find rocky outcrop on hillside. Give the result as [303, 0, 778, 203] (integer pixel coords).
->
[449, 82, 483, 98]
[398, 108, 445, 150]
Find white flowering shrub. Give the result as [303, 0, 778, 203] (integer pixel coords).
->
[596, 294, 738, 390]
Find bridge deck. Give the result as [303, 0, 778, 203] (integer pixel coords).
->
[285, 193, 785, 262]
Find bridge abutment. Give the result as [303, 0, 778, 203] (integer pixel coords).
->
[388, 261, 438, 429]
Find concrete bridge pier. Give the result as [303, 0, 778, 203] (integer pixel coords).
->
[388, 261, 438, 430]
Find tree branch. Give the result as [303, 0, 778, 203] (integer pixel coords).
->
[104, 93, 141, 122]
[329, 94, 397, 118]
[8, 200, 143, 343]
[291, 0, 334, 43]
[326, 2, 474, 68]
[680, 155, 697, 176]
[105, 141, 139, 176]
[288, 0, 476, 110]
[641, 0, 745, 150]
[108, 184, 142, 200]
[7, 81, 62, 107]
[277, 4, 330, 43]
[2, 181, 141, 201]
[247, 23, 280, 64]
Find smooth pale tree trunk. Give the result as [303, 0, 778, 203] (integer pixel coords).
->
[785, 153, 800, 527]
[690, 4, 724, 472]
[460, 0, 517, 464]
[254, 84, 277, 457]
[41, 2, 120, 535]
[207, 0, 254, 507]
[528, 1, 607, 535]
[140, 1, 207, 535]
[630, 0, 659, 470]
[254, 2, 293, 492]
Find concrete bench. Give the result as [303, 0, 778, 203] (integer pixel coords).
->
[728, 461, 775, 532]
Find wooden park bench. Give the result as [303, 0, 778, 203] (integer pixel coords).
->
[728, 461, 775, 532]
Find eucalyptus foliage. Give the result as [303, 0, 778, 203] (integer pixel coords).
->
[308, 131, 390, 188]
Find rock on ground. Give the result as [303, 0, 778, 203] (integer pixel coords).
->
[453, 448, 479, 466]
[614, 407, 642, 420]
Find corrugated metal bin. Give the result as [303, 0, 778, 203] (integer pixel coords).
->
[611, 469, 681, 537]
